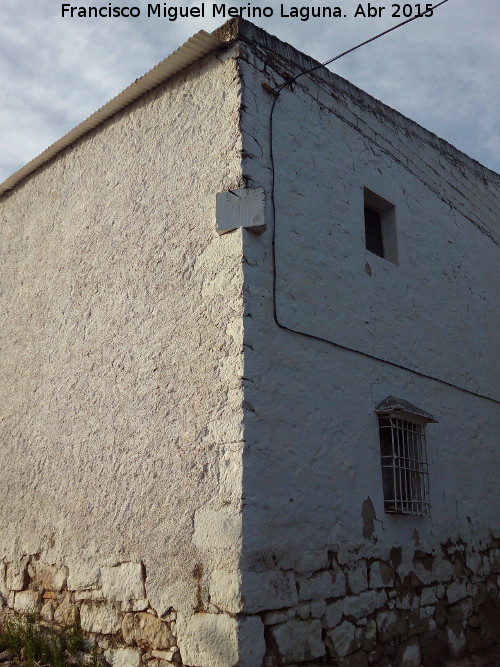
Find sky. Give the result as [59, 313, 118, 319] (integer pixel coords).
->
[0, 0, 499, 184]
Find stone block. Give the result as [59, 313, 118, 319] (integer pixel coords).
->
[361, 620, 377, 652]
[449, 598, 472, 622]
[101, 563, 145, 602]
[330, 565, 348, 598]
[310, 599, 326, 618]
[13, 590, 42, 613]
[395, 548, 414, 579]
[242, 570, 297, 612]
[80, 602, 122, 634]
[296, 601, 310, 619]
[74, 590, 105, 602]
[268, 618, 325, 663]
[176, 612, 238, 667]
[295, 550, 329, 576]
[325, 620, 360, 657]
[209, 570, 241, 614]
[346, 562, 368, 595]
[465, 551, 482, 575]
[0, 563, 7, 598]
[67, 563, 100, 591]
[412, 563, 433, 585]
[54, 594, 78, 626]
[342, 590, 387, 619]
[40, 599, 57, 623]
[263, 609, 291, 626]
[420, 586, 438, 606]
[6, 559, 28, 591]
[238, 615, 265, 667]
[368, 561, 394, 589]
[104, 648, 142, 667]
[376, 610, 406, 643]
[407, 607, 435, 636]
[394, 591, 418, 611]
[446, 580, 469, 604]
[321, 600, 343, 629]
[151, 648, 178, 660]
[489, 548, 500, 573]
[122, 612, 174, 649]
[433, 600, 448, 628]
[193, 506, 242, 553]
[472, 581, 487, 608]
[431, 557, 453, 583]
[27, 561, 68, 592]
[121, 599, 150, 612]
[446, 623, 466, 658]
[297, 570, 344, 602]
[396, 639, 420, 666]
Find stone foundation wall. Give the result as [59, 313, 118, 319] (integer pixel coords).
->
[0, 558, 180, 666]
[251, 539, 500, 666]
[2, 539, 499, 666]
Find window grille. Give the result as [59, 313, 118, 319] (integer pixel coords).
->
[375, 397, 436, 517]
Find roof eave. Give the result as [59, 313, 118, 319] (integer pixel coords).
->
[0, 30, 224, 197]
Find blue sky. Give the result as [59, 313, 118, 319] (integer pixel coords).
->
[1, 0, 499, 183]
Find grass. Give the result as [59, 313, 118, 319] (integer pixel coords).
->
[0, 612, 102, 666]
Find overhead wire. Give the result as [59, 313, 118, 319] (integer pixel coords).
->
[267, 0, 500, 405]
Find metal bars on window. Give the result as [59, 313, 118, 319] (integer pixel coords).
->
[378, 414, 430, 516]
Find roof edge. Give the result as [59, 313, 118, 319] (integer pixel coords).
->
[0, 30, 224, 197]
[218, 19, 499, 183]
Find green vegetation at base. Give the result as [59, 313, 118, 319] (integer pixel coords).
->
[0, 613, 102, 667]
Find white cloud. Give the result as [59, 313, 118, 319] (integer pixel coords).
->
[0, 0, 499, 182]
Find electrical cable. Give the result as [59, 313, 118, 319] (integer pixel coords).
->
[268, 0, 500, 405]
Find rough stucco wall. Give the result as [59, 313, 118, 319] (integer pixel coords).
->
[0, 49, 244, 623]
[238, 27, 499, 584]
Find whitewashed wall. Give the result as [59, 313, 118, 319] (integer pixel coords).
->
[237, 21, 500, 664]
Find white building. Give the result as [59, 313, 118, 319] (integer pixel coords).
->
[1, 18, 499, 667]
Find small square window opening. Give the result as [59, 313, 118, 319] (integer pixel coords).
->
[364, 188, 398, 264]
[375, 396, 437, 517]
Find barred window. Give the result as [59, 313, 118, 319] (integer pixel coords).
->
[375, 397, 436, 517]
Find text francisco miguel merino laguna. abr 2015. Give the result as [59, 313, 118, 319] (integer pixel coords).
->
[62, 3, 435, 21]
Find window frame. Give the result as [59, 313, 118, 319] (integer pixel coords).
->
[375, 396, 436, 517]
[364, 188, 399, 265]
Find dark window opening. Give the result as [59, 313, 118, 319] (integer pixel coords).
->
[364, 205, 384, 258]
[363, 189, 398, 264]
